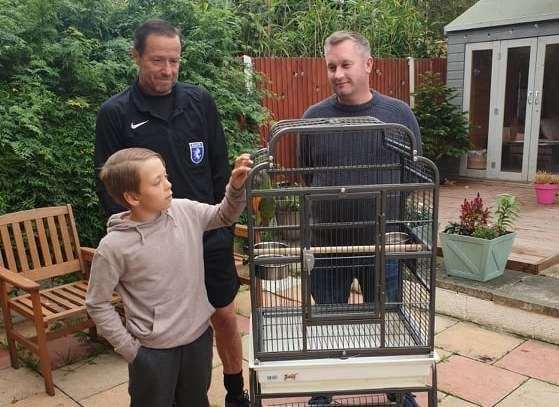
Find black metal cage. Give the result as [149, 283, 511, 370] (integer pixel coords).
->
[246, 117, 439, 363]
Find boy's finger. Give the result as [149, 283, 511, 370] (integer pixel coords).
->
[236, 160, 253, 168]
[231, 167, 250, 177]
[235, 154, 253, 166]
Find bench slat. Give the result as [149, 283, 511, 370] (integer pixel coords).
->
[12, 222, 29, 272]
[53, 288, 85, 306]
[41, 291, 75, 311]
[39, 295, 64, 314]
[36, 218, 52, 267]
[24, 220, 42, 270]
[64, 285, 86, 299]
[17, 297, 54, 317]
[58, 214, 74, 262]
[46, 216, 64, 264]
[8, 300, 35, 319]
[0, 225, 17, 271]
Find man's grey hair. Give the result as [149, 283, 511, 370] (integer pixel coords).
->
[323, 31, 371, 58]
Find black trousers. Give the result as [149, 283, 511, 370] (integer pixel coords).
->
[128, 327, 213, 407]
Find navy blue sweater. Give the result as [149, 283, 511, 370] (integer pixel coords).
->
[300, 91, 422, 244]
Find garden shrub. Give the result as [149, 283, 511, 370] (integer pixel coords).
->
[0, 0, 267, 246]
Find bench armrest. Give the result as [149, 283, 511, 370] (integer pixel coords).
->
[0, 267, 40, 291]
[81, 247, 96, 263]
[80, 247, 97, 278]
[234, 224, 248, 239]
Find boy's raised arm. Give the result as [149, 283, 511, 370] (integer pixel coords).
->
[194, 154, 252, 231]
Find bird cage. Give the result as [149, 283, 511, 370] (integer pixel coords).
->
[246, 117, 439, 405]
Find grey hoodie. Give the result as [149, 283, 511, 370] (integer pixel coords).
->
[85, 183, 245, 362]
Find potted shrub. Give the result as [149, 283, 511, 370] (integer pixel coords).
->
[413, 72, 472, 183]
[440, 193, 519, 282]
[533, 170, 559, 205]
[275, 195, 300, 241]
[405, 199, 432, 248]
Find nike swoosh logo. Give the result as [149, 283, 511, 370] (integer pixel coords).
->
[130, 120, 149, 130]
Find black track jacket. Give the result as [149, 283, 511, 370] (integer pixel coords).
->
[94, 81, 232, 252]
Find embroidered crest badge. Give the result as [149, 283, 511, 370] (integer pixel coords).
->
[189, 142, 204, 165]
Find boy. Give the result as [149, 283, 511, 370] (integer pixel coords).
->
[85, 147, 252, 407]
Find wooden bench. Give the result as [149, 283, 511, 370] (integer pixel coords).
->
[0, 209, 247, 395]
[0, 205, 118, 396]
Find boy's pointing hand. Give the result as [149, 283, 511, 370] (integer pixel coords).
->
[230, 153, 253, 189]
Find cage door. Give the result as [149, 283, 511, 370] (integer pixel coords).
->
[301, 190, 383, 323]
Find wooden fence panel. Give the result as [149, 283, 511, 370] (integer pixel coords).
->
[370, 58, 410, 103]
[252, 56, 447, 152]
[415, 57, 447, 87]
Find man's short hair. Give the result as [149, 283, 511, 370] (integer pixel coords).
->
[133, 19, 182, 55]
[324, 31, 371, 58]
[99, 148, 165, 208]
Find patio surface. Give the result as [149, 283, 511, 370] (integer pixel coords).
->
[438, 179, 559, 274]
[1, 285, 559, 407]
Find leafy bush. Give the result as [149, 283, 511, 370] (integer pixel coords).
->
[413, 0, 477, 42]
[0, 0, 267, 246]
[412, 72, 471, 164]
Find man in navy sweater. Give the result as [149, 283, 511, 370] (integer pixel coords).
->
[301, 31, 421, 407]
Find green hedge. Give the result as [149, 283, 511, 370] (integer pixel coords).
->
[0, 0, 267, 246]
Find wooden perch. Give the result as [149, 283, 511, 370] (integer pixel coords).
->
[253, 243, 424, 256]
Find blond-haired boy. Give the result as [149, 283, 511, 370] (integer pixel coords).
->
[86, 147, 251, 407]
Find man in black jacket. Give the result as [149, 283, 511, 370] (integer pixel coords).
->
[94, 19, 248, 407]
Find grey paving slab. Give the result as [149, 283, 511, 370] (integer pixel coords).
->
[8, 391, 80, 407]
[437, 266, 559, 318]
[52, 352, 128, 402]
[80, 382, 129, 407]
[435, 315, 460, 334]
[439, 394, 479, 406]
[435, 348, 453, 364]
[498, 274, 559, 314]
[435, 322, 524, 363]
[0, 367, 50, 407]
[496, 378, 559, 407]
[540, 264, 559, 279]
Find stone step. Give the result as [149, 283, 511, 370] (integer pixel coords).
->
[436, 262, 559, 345]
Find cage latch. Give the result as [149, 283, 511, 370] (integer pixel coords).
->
[303, 248, 315, 272]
